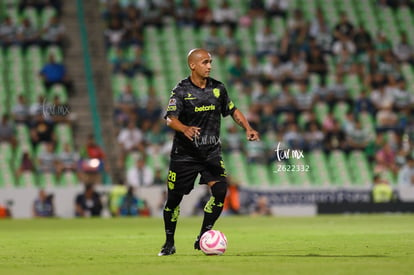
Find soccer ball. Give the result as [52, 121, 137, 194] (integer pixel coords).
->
[199, 230, 227, 255]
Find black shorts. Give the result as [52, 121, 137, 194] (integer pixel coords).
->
[167, 156, 227, 195]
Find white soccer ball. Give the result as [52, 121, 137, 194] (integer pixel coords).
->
[199, 230, 227, 255]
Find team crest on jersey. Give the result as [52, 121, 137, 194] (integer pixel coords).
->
[169, 98, 176, 106]
[213, 88, 220, 98]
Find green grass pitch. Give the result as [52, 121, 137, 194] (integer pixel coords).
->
[1, 215, 413, 275]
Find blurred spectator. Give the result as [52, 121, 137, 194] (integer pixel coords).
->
[153, 168, 165, 185]
[0, 114, 16, 147]
[283, 52, 308, 82]
[246, 55, 264, 82]
[251, 195, 271, 216]
[248, 0, 265, 17]
[56, 143, 79, 175]
[129, 46, 154, 79]
[283, 122, 305, 149]
[175, 0, 195, 26]
[323, 119, 347, 152]
[347, 118, 371, 149]
[203, 25, 223, 56]
[333, 11, 354, 40]
[114, 84, 138, 125]
[75, 184, 103, 217]
[17, 18, 41, 48]
[144, 121, 166, 153]
[376, 102, 398, 131]
[119, 186, 148, 216]
[79, 135, 107, 183]
[255, 25, 278, 58]
[223, 177, 240, 215]
[41, 15, 65, 48]
[398, 156, 414, 186]
[309, 8, 329, 38]
[0, 16, 18, 47]
[126, 155, 154, 187]
[353, 24, 372, 54]
[374, 32, 392, 57]
[304, 122, 324, 151]
[287, 9, 308, 45]
[142, 0, 163, 28]
[371, 174, 394, 203]
[228, 55, 247, 86]
[260, 102, 278, 133]
[246, 137, 267, 163]
[329, 73, 351, 104]
[39, 54, 73, 93]
[374, 143, 398, 174]
[295, 81, 315, 112]
[365, 132, 385, 161]
[104, 18, 126, 48]
[194, 0, 213, 28]
[19, 0, 63, 15]
[117, 120, 144, 167]
[29, 95, 46, 120]
[17, 150, 36, 177]
[0, 201, 12, 218]
[306, 46, 328, 84]
[332, 34, 356, 56]
[32, 189, 54, 217]
[37, 142, 58, 174]
[111, 47, 132, 75]
[265, 0, 288, 19]
[263, 54, 285, 83]
[275, 82, 296, 114]
[393, 79, 413, 112]
[12, 94, 30, 124]
[212, 0, 237, 30]
[393, 32, 413, 64]
[29, 114, 56, 147]
[137, 97, 162, 124]
[354, 90, 375, 116]
[223, 125, 243, 153]
[222, 27, 241, 56]
[370, 83, 394, 111]
[108, 177, 127, 216]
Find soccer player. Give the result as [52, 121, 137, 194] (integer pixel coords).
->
[158, 48, 260, 256]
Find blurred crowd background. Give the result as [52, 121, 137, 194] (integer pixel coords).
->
[1, 0, 414, 217]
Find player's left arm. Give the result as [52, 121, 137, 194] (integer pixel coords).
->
[231, 109, 260, 141]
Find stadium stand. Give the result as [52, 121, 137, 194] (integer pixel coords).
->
[97, 0, 413, 189]
[0, 0, 78, 187]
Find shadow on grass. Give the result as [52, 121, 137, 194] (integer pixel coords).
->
[224, 253, 389, 258]
[166, 253, 388, 258]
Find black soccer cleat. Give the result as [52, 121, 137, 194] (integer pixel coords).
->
[194, 235, 201, 250]
[158, 242, 176, 256]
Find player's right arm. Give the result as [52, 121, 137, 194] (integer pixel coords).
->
[166, 116, 200, 141]
[164, 87, 200, 141]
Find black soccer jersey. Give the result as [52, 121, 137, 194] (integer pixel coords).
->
[164, 77, 237, 160]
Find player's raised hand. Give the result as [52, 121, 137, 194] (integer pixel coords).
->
[183, 126, 201, 141]
[246, 128, 260, 141]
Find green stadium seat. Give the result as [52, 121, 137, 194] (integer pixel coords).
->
[37, 173, 57, 188]
[0, 165, 16, 187]
[308, 150, 331, 187]
[60, 171, 78, 186]
[17, 171, 37, 187]
[328, 150, 352, 187]
[348, 151, 372, 186]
